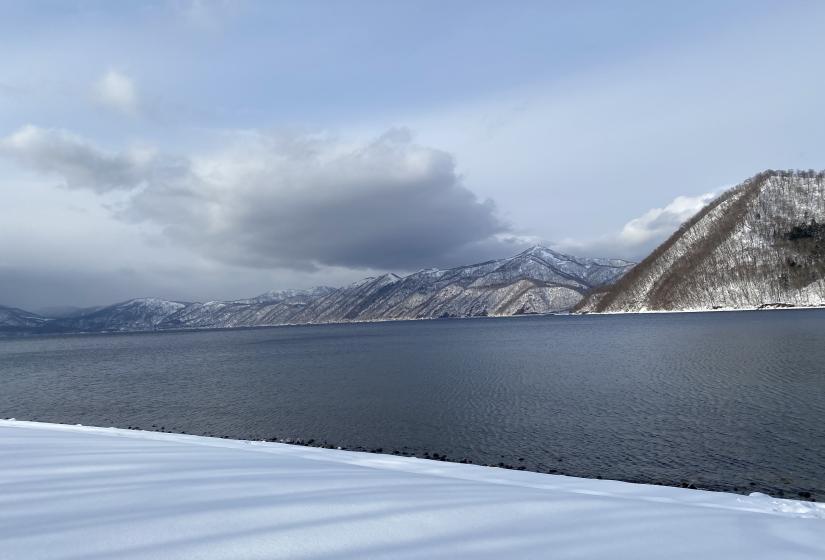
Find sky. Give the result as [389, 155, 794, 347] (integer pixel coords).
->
[1, 0, 824, 310]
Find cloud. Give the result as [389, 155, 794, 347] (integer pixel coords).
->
[0, 125, 508, 271]
[554, 191, 719, 260]
[0, 125, 179, 193]
[93, 70, 139, 116]
[616, 192, 718, 246]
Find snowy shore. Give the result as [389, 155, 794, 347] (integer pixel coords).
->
[1, 420, 824, 559]
[580, 304, 825, 315]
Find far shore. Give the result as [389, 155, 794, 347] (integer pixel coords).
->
[3, 303, 825, 338]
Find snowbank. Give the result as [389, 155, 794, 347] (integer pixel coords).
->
[1, 420, 823, 559]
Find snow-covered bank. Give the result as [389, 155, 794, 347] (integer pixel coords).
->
[579, 303, 825, 316]
[1, 421, 823, 559]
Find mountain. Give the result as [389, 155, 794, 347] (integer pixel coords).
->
[9, 170, 824, 331]
[234, 287, 337, 305]
[21, 246, 632, 334]
[0, 305, 49, 330]
[46, 298, 188, 332]
[160, 287, 337, 330]
[577, 170, 825, 313]
[290, 246, 633, 323]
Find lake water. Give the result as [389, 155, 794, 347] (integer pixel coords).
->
[2, 310, 824, 500]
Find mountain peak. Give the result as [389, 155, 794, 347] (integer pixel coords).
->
[242, 286, 336, 305]
[517, 245, 566, 259]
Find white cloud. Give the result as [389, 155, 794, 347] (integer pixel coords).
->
[554, 191, 720, 260]
[93, 70, 139, 116]
[617, 192, 718, 246]
[0, 125, 163, 192]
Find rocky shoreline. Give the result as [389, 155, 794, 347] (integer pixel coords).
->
[7, 416, 817, 502]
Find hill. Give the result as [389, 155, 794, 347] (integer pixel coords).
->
[577, 170, 825, 313]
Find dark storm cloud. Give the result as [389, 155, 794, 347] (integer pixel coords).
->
[1, 126, 509, 271]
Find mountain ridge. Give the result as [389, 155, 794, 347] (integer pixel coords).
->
[2, 246, 633, 334]
[8, 169, 825, 330]
[0, 305, 49, 331]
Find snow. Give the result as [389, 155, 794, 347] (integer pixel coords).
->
[1, 420, 823, 559]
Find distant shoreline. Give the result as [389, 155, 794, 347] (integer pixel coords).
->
[580, 304, 825, 316]
[3, 304, 825, 338]
[3, 418, 823, 501]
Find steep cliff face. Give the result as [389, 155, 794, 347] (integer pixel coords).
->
[578, 170, 825, 313]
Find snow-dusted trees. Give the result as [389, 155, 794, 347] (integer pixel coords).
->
[579, 170, 825, 312]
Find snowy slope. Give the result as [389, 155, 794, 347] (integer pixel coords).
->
[1, 420, 823, 560]
[289, 246, 633, 322]
[0, 305, 48, 329]
[579, 170, 825, 313]
[161, 287, 338, 329]
[235, 286, 337, 305]
[46, 298, 188, 332]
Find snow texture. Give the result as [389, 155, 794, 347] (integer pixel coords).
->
[1, 420, 823, 560]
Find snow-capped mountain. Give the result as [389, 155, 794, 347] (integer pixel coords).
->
[234, 287, 337, 305]
[8, 246, 632, 333]
[46, 298, 189, 332]
[290, 246, 634, 323]
[0, 305, 49, 330]
[577, 170, 825, 313]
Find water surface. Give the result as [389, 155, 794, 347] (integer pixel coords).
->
[2, 310, 824, 499]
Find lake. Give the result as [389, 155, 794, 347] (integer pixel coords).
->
[2, 310, 824, 500]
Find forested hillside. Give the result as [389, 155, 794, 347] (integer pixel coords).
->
[578, 170, 825, 312]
